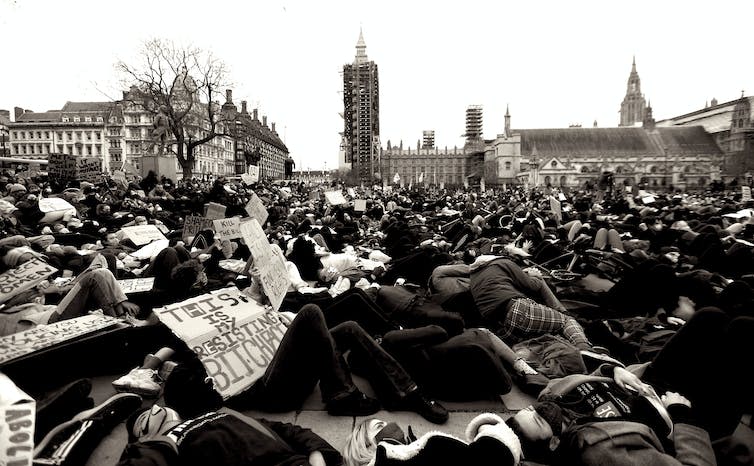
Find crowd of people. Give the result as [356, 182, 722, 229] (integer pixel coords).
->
[1, 167, 753, 466]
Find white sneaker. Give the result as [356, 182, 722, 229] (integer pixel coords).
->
[112, 368, 162, 397]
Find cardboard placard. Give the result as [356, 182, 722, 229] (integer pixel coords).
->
[0, 314, 121, 365]
[643, 195, 656, 204]
[347, 188, 356, 197]
[117, 277, 155, 294]
[240, 219, 291, 311]
[183, 215, 215, 243]
[0, 259, 57, 305]
[324, 191, 347, 205]
[213, 217, 242, 240]
[47, 153, 77, 181]
[244, 193, 269, 226]
[120, 225, 167, 246]
[76, 157, 103, 183]
[0, 374, 34, 466]
[204, 202, 227, 220]
[247, 165, 260, 183]
[550, 196, 562, 222]
[154, 287, 288, 398]
[354, 199, 367, 212]
[558, 192, 567, 201]
[38, 197, 76, 214]
[742, 186, 752, 202]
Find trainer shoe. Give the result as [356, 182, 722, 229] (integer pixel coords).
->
[112, 368, 162, 397]
[34, 393, 142, 466]
[35, 379, 94, 444]
[326, 390, 381, 417]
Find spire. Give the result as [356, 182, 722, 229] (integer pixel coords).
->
[505, 104, 510, 117]
[504, 104, 511, 138]
[355, 28, 368, 64]
[632, 55, 636, 71]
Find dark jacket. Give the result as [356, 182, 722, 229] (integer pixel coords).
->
[118, 409, 342, 466]
[469, 257, 542, 321]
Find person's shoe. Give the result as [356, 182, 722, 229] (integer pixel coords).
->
[388, 390, 449, 425]
[326, 391, 381, 417]
[112, 368, 163, 397]
[34, 393, 142, 466]
[35, 379, 94, 444]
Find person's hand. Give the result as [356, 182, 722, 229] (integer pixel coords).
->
[115, 301, 140, 318]
[661, 391, 691, 408]
[613, 366, 652, 396]
[667, 316, 686, 326]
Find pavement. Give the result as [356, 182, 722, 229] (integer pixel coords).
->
[86, 372, 537, 465]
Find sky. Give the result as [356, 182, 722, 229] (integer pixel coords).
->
[2, 0, 753, 171]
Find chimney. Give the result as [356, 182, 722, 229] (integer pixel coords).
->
[14, 107, 24, 121]
[225, 89, 233, 103]
[253, 108, 258, 120]
[241, 101, 248, 114]
[271, 122, 276, 133]
[262, 116, 267, 127]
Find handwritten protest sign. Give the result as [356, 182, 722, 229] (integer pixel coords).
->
[240, 219, 291, 311]
[38, 197, 75, 213]
[550, 196, 562, 222]
[244, 193, 269, 226]
[0, 374, 34, 466]
[743, 186, 752, 202]
[77, 157, 102, 183]
[247, 165, 260, 183]
[155, 287, 288, 398]
[0, 314, 121, 365]
[121, 225, 167, 246]
[117, 277, 155, 294]
[213, 217, 242, 240]
[354, 199, 367, 212]
[0, 259, 57, 305]
[325, 191, 347, 205]
[48, 153, 77, 181]
[183, 215, 214, 243]
[204, 202, 227, 220]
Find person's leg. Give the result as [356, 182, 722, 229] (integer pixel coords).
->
[529, 276, 567, 312]
[403, 301, 465, 337]
[498, 298, 592, 350]
[232, 304, 357, 411]
[607, 229, 623, 251]
[322, 288, 399, 336]
[330, 321, 416, 404]
[567, 220, 583, 242]
[51, 268, 130, 322]
[593, 228, 608, 250]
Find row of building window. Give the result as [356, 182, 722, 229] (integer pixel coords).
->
[61, 115, 103, 123]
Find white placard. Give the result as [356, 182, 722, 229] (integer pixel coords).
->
[120, 225, 167, 246]
[742, 186, 752, 202]
[240, 219, 291, 311]
[354, 199, 367, 212]
[244, 193, 269, 226]
[0, 374, 34, 466]
[117, 277, 155, 294]
[183, 215, 214, 243]
[213, 217, 242, 240]
[204, 202, 227, 220]
[38, 197, 75, 213]
[324, 191, 347, 205]
[154, 288, 288, 398]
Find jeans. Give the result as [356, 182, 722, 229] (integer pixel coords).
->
[641, 307, 754, 440]
[229, 304, 415, 412]
[50, 268, 128, 322]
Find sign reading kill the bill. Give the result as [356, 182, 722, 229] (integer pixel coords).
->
[154, 287, 288, 398]
[213, 217, 242, 240]
[240, 219, 290, 311]
[0, 314, 121, 365]
[0, 259, 57, 305]
[244, 193, 269, 226]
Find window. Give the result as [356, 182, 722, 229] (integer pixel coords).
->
[28, 131, 33, 139]
[86, 146, 92, 155]
[505, 161, 511, 170]
[86, 132, 92, 141]
[57, 132, 63, 141]
[12, 132, 17, 139]
[73, 116, 81, 122]
[36, 131, 42, 139]
[551, 160, 557, 168]
[85, 116, 92, 122]
[97, 116, 103, 122]
[62, 116, 69, 122]
[45, 132, 50, 139]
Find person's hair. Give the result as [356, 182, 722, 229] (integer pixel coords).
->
[163, 355, 222, 419]
[505, 417, 554, 464]
[171, 260, 203, 288]
[343, 418, 379, 466]
[288, 236, 322, 281]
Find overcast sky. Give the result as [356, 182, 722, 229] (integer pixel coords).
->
[2, 0, 753, 170]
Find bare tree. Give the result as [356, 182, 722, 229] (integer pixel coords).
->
[117, 39, 231, 179]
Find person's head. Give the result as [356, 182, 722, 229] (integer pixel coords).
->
[103, 232, 120, 247]
[171, 260, 207, 290]
[134, 215, 148, 226]
[506, 402, 563, 460]
[343, 419, 411, 466]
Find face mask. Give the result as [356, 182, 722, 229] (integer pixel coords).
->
[374, 422, 408, 445]
[534, 401, 564, 436]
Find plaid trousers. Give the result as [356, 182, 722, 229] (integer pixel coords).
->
[497, 297, 591, 350]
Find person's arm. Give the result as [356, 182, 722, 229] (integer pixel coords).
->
[662, 392, 716, 466]
[263, 419, 342, 465]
